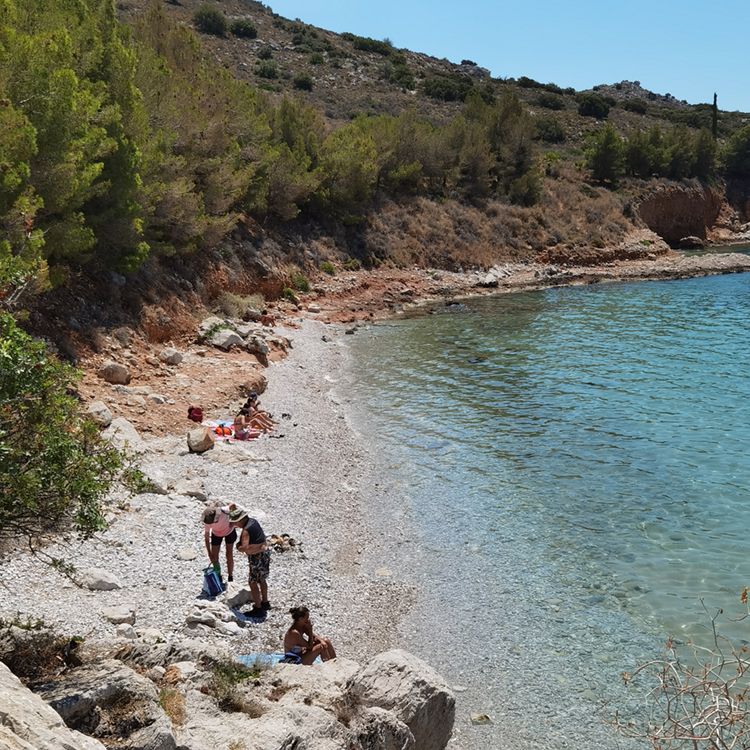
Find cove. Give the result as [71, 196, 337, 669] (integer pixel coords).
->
[344, 270, 750, 749]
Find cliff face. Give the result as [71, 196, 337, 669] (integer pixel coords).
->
[636, 182, 724, 245]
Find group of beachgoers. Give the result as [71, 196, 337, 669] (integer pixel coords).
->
[188, 392, 276, 441]
[199, 399, 336, 666]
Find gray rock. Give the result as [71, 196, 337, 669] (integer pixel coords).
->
[679, 235, 705, 249]
[80, 567, 122, 591]
[116, 624, 137, 640]
[307, 302, 322, 313]
[478, 272, 499, 288]
[102, 604, 136, 625]
[197, 316, 227, 339]
[0, 661, 106, 750]
[102, 417, 144, 452]
[98, 361, 131, 385]
[347, 650, 455, 750]
[159, 347, 183, 366]
[234, 322, 259, 338]
[185, 611, 217, 627]
[187, 428, 214, 454]
[172, 478, 207, 501]
[41, 660, 176, 750]
[351, 706, 415, 750]
[209, 328, 243, 351]
[147, 393, 168, 405]
[87, 400, 113, 428]
[175, 548, 198, 561]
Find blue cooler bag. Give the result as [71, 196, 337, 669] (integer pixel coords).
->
[203, 566, 223, 597]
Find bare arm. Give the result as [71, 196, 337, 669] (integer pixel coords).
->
[236, 529, 267, 555]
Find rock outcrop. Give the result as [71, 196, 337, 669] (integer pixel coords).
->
[0, 661, 106, 750]
[637, 182, 723, 246]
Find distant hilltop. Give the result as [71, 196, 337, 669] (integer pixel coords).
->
[589, 80, 692, 109]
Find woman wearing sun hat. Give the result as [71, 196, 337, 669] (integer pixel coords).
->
[229, 505, 271, 617]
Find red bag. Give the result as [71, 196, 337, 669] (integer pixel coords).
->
[188, 406, 204, 423]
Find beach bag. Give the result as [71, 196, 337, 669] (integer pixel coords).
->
[280, 652, 303, 664]
[188, 406, 204, 423]
[202, 566, 223, 597]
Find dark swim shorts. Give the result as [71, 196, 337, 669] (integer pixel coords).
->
[248, 549, 271, 582]
[210, 529, 237, 547]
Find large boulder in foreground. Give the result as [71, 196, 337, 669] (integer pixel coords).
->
[0, 661, 106, 750]
[347, 649, 455, 750]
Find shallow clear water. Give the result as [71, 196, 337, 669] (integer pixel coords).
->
[345, 270, 750, 749]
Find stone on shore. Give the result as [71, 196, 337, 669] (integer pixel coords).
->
[679, 235, 705, 249]
[159, 347, 183, 366]
[187, 428, 214, 454]
[80, 568, 122, 591]
[0, 661, 106, 750]
[102, 417, 144, 452]
[239, 371, 268, 396]
[209, 328, 243, 351]
[87, 400, 113, 428]
[98, 361, 131, 385]
[348, 649, 455, 750]
[101, 604, 136, 625]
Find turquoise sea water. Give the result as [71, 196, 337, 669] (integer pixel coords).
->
[345, 268, 750, 749]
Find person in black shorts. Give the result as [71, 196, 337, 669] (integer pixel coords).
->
[229, 506, 270, 617]
[202, 505, 236, 586]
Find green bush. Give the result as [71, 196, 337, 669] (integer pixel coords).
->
[623, 98, 648, 114]
[341, 33, 392, 56]
[382, 53, 414, 89]
[290, 271, 310, 292]
[723, 125, 750, 177]
[320, 261, 336, 275]
[310, 52, 325, 65]
[282, 287, 298, 303]
[257, 46, 273, 60]
[422, 74, 473, 102]
[293, 72, 313, 91]
[536, 92, 565, 110]
[0, 314, 127, 550]
[230, 19, 257, 39]
[578, 93, 610, 119]
[535, 116, 565, 143]
[587, 123, 625, 183]
[342, 258, 361, 271]
[256, 61, 278, 79]
[193, 6, 227, 37]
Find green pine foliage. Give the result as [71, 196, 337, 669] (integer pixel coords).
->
[0, 0, 547, 288]
[193, 5, 227, 37]
[0, 312, 126, 547]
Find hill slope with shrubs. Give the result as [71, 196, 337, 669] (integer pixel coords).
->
[2, 0, 750, 338]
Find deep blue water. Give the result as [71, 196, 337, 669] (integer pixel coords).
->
[345, 270, 750, 749]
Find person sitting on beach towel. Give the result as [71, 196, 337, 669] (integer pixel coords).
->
[233, 408, 262, 440]
[243, 392, 275, 432]
[283, 606, 336, 665]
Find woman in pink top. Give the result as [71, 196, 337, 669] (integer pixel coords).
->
[202, 505, 236, 585]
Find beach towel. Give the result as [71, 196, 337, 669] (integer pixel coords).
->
[236, 653, 321, 668]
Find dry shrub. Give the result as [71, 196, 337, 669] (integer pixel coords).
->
[204, 658, 266, 717]
[0, 617, 83, 685]
[215, 291, 265, 318]
[159, 688, 186, 726]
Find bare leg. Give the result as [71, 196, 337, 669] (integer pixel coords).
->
[208, 544, 220, 576]
[249, 581, 262, 609]
[225, 543, 234, 580]
[260, 580, 268, 604]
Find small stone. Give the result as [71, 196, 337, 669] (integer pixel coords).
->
[345, 327, 357, 335]
[116, 624, 137, 640]
[147, 393, 168, 405]
[87, 400, 113, 428]
[98, 360, 131, 385]
[101, 604, 136, 625]
[470, 714, 492, 725]
[159, 347, 183, 366]
[186, 611, 217, 627]
[138, 628, 166, 643]
[80, 567, 122, 591]
[176, 548, 198, 561]
[146, 666, 166, 681]
[307, 303, 321, 313]
[172, 478, 207, 500]
[170, 661, 199, 679]
[216, 621, 243, 636]
[375, 567, 392, 578]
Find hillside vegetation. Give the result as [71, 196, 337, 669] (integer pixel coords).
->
[1, 0, 750, 321]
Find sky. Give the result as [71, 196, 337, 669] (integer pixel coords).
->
[266, 0, 749, 112]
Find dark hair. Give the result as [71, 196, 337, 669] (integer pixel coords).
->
[202, 508, 217, 524]
[238, 407, 250, 417]
[289, 606, 309, 622]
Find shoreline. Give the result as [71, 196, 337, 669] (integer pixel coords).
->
[303, 250, 750, 325]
